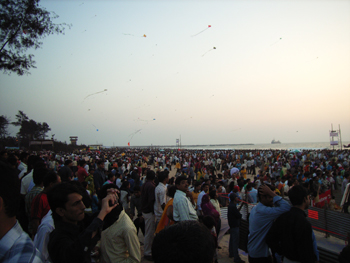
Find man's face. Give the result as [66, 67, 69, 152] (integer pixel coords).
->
[203, 185, 209, 193]
[177, 180, 188, 192]
[60, 193, 86, 224]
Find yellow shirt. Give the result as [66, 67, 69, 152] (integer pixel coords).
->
[100, 210, 141, 263]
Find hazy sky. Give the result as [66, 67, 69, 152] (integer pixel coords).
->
[1, 0, 350, 146]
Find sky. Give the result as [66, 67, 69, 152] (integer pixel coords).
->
[1, 0, 350, 146]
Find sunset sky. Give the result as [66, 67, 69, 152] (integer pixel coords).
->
[1, 0, 349, 146]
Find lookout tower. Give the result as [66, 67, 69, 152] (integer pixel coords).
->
[70, 136, 78, 145]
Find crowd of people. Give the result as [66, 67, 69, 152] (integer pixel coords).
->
[0, 147, 349, 263]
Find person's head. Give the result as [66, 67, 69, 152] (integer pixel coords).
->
[209, 189, 217, 200]
[152, 220, 215, 263]
[43, 171, 61, 189]
[146, 170, 156, 181]
[33, 163, 49, 186]
[158, 171, 169, 185]
[47, 182, 85, 224]
[175, 176, 188, 192]
[229, 192, 238, 204]
[288, 185, 310, 209]
[246, 183, 253, 192]
[257, 184, 275, 207]
[65, 160, 73, 167]
[7, 154, 19, 168]
[79, 160, 86, 167]
[0, 150, 8, 160]
[194, 181, 201, 192]
[19, 152, 29, 163]
[108, 173, 116, 182]
[167, 185, 176, 198]
[133, 186, 141, 197]
[98, 183, 122, 230]
[0, 161, 20, 220]
[201, 183, 209, 193]
[202, 215, 216, 230]
[121, 180, 130, 190]
[97, 160, 104, 169]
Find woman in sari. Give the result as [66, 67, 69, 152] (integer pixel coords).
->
[155, 186, 176, 234]
[201, 194, 221, 241]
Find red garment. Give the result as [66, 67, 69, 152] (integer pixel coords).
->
[31, 192, 50, 221]
[77, 165, 89, 183]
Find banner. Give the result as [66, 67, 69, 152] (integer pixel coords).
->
[329, 132, 338, 137]
[330, 141, 338, 146]
[313, 189, 331, 208]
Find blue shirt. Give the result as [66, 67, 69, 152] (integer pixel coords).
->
[0, 221, 43, 263]
[247, 196, 291, 258]
[249, 188, 258, 203]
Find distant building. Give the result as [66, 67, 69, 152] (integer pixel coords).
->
[70, 136, 78, 145]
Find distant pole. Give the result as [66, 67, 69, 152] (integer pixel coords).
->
[331, 124, 334, 151]
[339, 124, 342, 150]
[180, 135, 181, 149]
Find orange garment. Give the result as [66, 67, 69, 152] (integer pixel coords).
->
[155, 199, 174, 234]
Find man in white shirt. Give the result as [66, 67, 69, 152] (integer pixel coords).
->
[154, 172, 169, 226]
[34, 210, 54, 263]
[173, 176, 198, 222]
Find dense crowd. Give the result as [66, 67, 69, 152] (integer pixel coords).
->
[0, 147, 349, 263]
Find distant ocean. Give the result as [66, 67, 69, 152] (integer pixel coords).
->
[165, 141, 350, 150]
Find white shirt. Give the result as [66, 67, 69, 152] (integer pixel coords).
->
[197, 191, 206, 211]
[154, 182, 167, 220]
[173, 190, 198, 222]
[20, 170, 33, 195]
[33, 210, 54, 263]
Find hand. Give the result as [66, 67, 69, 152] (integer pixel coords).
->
[98, 192, 118, 220]
[258, 184, 276, 198]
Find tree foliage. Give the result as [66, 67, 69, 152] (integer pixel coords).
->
[12, 110, 51, 145]
[0, 0, 71, 75]
[0, 115, 10, 139]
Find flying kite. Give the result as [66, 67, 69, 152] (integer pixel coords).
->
[270, 38, 282, 46]
[123, 33, 147, 38]
[192, 25, 211, 37]
[202, 47, 216, 57]
[79, 2, 84, 6]
[134, 118, 156, 124]
[83, 89, 107, 101]
[129, 129, 142, 140]
[92, 124, 98, 131]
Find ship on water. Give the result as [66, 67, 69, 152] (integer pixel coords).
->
[271, 139, 281, 144]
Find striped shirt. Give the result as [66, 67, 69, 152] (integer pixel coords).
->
[0, 221, 43, 263]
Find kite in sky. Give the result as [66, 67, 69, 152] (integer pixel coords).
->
[134, 118, 156, 124]
[123, 34, 147, 37]
[83, 89, 107, 101]
[129, 129, 142, 140]
[270, 38, 282, 46]
[92, 124, 98, 131]
[202, 47, 216, 57]
[79, 2, 84, 6]
[191, 25, 211, 37]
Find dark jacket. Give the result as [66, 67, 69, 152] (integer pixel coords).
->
[48, 218, 103, 263]
[140, 180, 155, 213]
[227, 201, 242, 228]
[266, 207, 317, 263]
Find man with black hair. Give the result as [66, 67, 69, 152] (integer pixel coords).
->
[18, 152, 29, 179]
[97, 184, 141, 263]
[25, 163, 48, 236]
[77, 160, 89, 183]
[94, 160, 106, 191]
[247, 184, 290, 263]
[21, 155, 43, 195]
[47, 182, 118, 263]
[152, 220, 214, 263]
[266, 185, 319, 263]
[0, 161, 43, 262]
[140, 170, 156, 261]
[197, 183, 209, 215]
[58, 159, 73, 182]
[228, 193, 245, 263]
[130, 186, 145, 236]
[30, 171, 61, 237]
[154, 171, 169, 226]
[173, 176, 198, 222]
